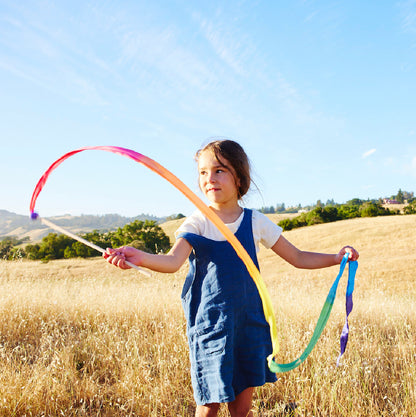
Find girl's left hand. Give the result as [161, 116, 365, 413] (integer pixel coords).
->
[336, 245, 359, 263]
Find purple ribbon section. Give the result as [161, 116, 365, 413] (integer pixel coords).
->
[337, 260, 358, 366]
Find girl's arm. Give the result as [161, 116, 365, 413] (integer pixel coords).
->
[103, 237, 193, 273]
[271, 235, 359, 269]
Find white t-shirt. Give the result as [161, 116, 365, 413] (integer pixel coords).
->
[175, 209, 282, 253]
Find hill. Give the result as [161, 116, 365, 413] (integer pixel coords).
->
[0, 210, 163, 241]
[0, 209, 299, 244]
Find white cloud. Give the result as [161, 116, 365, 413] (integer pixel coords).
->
[362, 148, 377, 158]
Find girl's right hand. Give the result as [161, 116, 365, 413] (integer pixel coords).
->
[335, 245, 359, 263]
[103, 246, 143, 269]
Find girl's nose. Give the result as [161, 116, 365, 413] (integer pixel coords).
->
[207, 172, 216, 183]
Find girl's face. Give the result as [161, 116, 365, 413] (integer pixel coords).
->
[197, 150, 240, 208]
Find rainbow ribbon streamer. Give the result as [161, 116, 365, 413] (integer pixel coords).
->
[30, 145, 357, 373]
[270, 253, 357, 372]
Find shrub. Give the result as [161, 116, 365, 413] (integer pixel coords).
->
[404, 201, 416, 214]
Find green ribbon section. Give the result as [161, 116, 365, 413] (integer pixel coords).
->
[269, 254, 356, 373]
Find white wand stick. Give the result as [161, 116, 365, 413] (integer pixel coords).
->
[40, 217, 151, 277]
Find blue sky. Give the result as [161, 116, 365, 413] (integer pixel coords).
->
[1, 0, 415, 217]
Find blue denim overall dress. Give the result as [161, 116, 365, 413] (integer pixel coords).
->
[178, 209, 276, 405]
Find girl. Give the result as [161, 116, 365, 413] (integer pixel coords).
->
[104, 140, 359, 417]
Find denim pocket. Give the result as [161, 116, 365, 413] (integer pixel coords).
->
[193, 323, 227, 356]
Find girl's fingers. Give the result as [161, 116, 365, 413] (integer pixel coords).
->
[344, 246, 359, 261]
[116, 257, 126, 268]
[103, 248, 128, 268]
[104, 246, 137, 269]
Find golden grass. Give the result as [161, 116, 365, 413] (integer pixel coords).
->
[0, 214, 415, 416]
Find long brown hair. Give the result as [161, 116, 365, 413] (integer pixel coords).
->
[195, 139, 252, 199]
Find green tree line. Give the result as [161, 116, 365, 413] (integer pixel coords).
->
[1, 220, 170, 262]
[278, 199, 416, 231]
[261, 189, 414, 214]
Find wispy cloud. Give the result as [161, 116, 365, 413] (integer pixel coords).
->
[399, 0, 416, 33]
[362, 148, 377, 158]
[118, 26, 217, 92]
[192, 9, 257, 77]
[304, 10, 319, 23]
[0, 4, 110, 106]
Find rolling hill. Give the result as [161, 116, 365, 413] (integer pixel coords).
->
[0, 210, 163, 241]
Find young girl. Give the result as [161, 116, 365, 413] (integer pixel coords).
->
[104, 140, 359, 417]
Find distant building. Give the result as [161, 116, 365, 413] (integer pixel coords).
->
[383, 199, 400, 204]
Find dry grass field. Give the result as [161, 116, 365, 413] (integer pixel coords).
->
[0, 214, 415, 416]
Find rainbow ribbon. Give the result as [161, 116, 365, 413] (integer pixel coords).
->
[270, 253, 357, 372]
[30, 145, 357, 372]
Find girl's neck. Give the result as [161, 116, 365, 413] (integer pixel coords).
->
[209, 204, 243, 224]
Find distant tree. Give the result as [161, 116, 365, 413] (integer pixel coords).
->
[0, 236, 30, 259]
[403, 201, 416, 214]
[360, 202, 391, 217]
[64, 246, 76, 258]
[338, 205, 360, 219]
[0, 238, 13, 259]
[396, 189, 404, 203]
[360, 203, 379, 217]
[278, 218, 295, 231]
[72, 241, 95, 257]
[321, 206, 339, 222]
[306, 208, 325, 225]
[284, 206, 300, 213]
[8, 247, 25, 260]
[166, 213, 186, 221]
[347, 198, 364, 206]
[82, 230, 111, 252]
[110, 220, 170, 254]
[25, 243, 41, 260]
[37, 234, 75, 260]
[403, 191, 414, 202]
[275, 203, 285, 213]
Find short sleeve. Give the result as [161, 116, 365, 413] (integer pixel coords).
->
[252, 210, 282, 249]
[175, 210, 204, 239]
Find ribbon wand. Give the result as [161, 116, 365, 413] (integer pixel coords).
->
[30, 145, 357, 372]
[35, 215, 151, 277]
